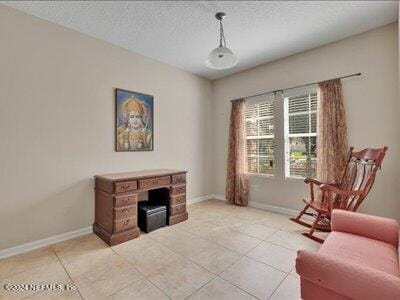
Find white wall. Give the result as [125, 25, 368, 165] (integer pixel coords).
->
[0, 5, 213, 250]
[212, 23, 400, 221]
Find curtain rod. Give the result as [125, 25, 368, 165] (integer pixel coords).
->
[231, 72, 361, 102]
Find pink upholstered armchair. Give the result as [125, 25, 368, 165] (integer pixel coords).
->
[296, 209, 400, 299]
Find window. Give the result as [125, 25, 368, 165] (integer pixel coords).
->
[284, 90, 317, 178]
[245, 98, 274, 175]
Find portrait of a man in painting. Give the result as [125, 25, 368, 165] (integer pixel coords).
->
[116, 89, 153, 151]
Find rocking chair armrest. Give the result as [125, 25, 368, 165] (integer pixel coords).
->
[296, 250, 400, 299]
[304, 178, 340, 186]
[331, 210, 399, 247]
[304, 178, 326, 202]
[319, 184, 364, 197]
[304, 178, 324, 186]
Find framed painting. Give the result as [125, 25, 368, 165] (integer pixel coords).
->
[115, 88, 154, 151]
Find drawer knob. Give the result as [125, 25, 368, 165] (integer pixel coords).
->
[123, 220, 130, 225]
[122, 209, 129, 214]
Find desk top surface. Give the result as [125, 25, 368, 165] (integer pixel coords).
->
[95, 169, 187, 182]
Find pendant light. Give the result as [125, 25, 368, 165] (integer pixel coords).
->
[206, 12, 238, 70]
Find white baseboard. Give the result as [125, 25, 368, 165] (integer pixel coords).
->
[187, 194, 215, 205]
[0, 194, 213, 259]
[0, 194, 301, 260]
[211, 194, 300, 216]
[209, 194, 227, 201]
[0, 226, 93, 260]
[248, 201, 300, 216]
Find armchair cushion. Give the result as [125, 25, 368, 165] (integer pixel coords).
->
[320, 231, 399, 276]
[331, 209, 399, 247]
[297, 250, 400, 300]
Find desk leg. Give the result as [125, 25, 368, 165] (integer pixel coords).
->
[93, 223, 140, 246]
[169, 212, 188, 225]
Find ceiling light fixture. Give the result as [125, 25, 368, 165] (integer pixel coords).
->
[206, 12, 238, 70]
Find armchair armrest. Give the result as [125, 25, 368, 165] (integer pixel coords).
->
[331, 210, 399, 247]
[296, 250, 400, 299]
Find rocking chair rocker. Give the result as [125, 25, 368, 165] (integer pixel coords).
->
[290, 146, 388, 243]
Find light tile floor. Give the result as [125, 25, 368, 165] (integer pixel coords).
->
[0, 199, 321, 299]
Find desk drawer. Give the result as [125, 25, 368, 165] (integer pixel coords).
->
[114, 194, 137, 208]
[171, 173, 186, 184]
[114, 217, 136, 233]
[170, 184, 186, 196]
[114, 180, 137, 193]
[139, 176, 170, 190]
[114, 205, 136, 221]
[170, 194, 186, 206]
[170, 203, 186, 216]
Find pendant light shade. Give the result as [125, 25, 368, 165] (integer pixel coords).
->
[206, 12, 238, 70]
[206, 46, 238, 69]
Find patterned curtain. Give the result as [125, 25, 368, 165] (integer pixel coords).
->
[317, 79, 348, 183]
[226, 99, 249, 206]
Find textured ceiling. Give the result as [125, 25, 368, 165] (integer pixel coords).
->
[2, 1, 398, 80]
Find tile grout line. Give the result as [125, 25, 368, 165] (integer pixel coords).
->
[187, 203, 305, 299]
[185, 210, 315, 248]
[110, 230, 239, 299]
[0, 265, 39, 281]
[156, 204, 303, 297]
[151, 232, 247, 278]
[109, 246, 172, 300]
[143, 219, 304, 298]
[180, 210, 316, 267]
[214, 254, 290, 300]
[265, 238, 317, 252]
[217, 276, 262, 300]
[183, 274, 218, 299]
[243, 254, 293, 275]
[215, 275, 261, 300]
[267, 272, 292, 300]
[173, 222, 264, 257]
[148, 225, 287, 299]
[142, 277, 173, 300]
[160, 225, 249, 277]
[1, 201, 312, 300]
[148, 225, 245, 257]
[50, 246, 85, 300]
[147, 232, 220, 275]
[143, 230, 252, 299]
[0, 246, 78, 282]
[174, 205, 316, 269]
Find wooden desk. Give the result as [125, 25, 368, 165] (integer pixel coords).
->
[93, 169, 188, 246]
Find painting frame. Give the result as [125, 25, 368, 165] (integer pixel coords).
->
[115, 88, 154, 152]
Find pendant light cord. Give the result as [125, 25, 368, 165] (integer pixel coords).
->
[219, 19, 226, 47]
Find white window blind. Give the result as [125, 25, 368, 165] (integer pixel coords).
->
[245, 99, 274, 175]
[284, 91, 317, 178]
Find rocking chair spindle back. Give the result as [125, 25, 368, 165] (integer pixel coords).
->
[290, 146, 388, 243]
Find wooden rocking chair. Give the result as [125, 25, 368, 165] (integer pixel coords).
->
[290, 146, 388, 243]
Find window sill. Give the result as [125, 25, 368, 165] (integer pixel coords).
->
[285, 176, 306, 182]
[246, 173, 275, 179]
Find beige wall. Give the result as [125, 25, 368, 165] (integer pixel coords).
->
[0, 5, 213, 250]
[212, 23, 400, 220]
[1, 4, 399, 251]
